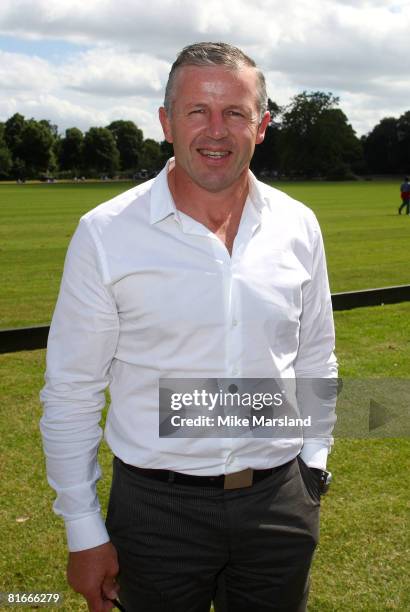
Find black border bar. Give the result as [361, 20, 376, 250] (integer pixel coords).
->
[1, 285, 409, 354]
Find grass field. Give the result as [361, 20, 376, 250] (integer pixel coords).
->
[1, 305, 409, 611]
[0, 181, 409, 610]
[0, 180, 409, 329]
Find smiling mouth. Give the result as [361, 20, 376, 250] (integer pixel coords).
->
[197, 149, 231, 159]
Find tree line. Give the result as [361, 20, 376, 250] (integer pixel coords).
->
[0, 91, 409, 181]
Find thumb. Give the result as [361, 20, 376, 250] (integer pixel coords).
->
[102, 575, 119, 601]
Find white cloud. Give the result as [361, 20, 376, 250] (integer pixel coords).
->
[0, 90, 165, 139]
[0, 0, 410, 138]
[0, 51, 58, 91]
[62, 49, 169, 97]
[0, 92, 106, 128]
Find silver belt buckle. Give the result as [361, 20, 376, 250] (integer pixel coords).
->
[224, 468, 254, 490]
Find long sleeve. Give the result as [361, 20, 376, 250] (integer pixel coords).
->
[40, 219, 119, 551]
[295, 214, 338, 469]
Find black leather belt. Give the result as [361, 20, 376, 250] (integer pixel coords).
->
[119, 458, 292, 490]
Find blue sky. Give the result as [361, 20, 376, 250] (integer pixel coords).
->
[1, 0, 409, 140]
[0, 35, 88, 61]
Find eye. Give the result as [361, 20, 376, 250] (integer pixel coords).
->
[227, 110, 244, 117]
[189, 109, 205, 115]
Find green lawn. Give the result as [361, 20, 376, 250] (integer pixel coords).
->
[0, 180, 409, 329]
[0, 180, 409, 610]
[0, 304, 409, 611]
[0, 182, 134, 329]
[272, 181, 410, 294]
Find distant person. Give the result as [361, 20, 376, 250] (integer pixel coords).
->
[399, 177, 410, 215]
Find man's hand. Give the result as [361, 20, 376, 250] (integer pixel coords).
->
[67, 541, 120, 611]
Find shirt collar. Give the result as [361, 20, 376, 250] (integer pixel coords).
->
[149, 158, 267, 225]
[247, 170, 268, 215]
[149, 158, 178, 225]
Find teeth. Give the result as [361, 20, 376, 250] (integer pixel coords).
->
[199, 150, 229, 158]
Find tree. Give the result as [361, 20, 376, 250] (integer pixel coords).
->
[140, 138, 162, 172]
[363, 117, 399, 174]
[4, 113, 26, 158]
[0, 123, 12, 179]
[106, 120, 143, 171]
[18, 119, 56, 177]
[396, 111, 410, 173]
[11, 157, 26, 181]
[363, 111, 410, 174]
[38, 119, 59, 139]
[83, 127, 120, 175]
[59, 128, 84, 173]
[279, 91, 362, 178]
[312, 108, 363, 178]
[250, 99, 281, 176]
[3, 114, 57, 178]
[159, 140, 174, 167]
[0, 146, 12, 178]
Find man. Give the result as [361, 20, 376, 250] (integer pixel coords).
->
[40, 42, 337, 612]
[399, 176, 410, 215]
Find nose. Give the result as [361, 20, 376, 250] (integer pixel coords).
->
[206, 111, 228, 139]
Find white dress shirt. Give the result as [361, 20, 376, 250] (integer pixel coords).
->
[40, 159, 337, 552]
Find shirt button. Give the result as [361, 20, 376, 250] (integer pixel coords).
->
[232, 368, 239, 376]
[232, 319, 238, 327]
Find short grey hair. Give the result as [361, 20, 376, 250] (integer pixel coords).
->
[164, 42, 268, 121]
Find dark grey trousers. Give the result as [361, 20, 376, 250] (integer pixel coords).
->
[106, 455, 320, 612]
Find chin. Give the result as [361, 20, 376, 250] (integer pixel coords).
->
[196, 176, 234, 192]
[192, 167, 241, 191]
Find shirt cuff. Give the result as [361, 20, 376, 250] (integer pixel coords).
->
[66, 512, 110, 552]
[300, 441, 329, 470]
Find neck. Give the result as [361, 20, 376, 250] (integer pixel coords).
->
[167, 162, 249, 231]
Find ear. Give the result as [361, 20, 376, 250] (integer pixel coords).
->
[159, 107, 173, 143]
[255, 111, 271, 145]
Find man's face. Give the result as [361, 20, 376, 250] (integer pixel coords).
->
[159, 65, 270, 193]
